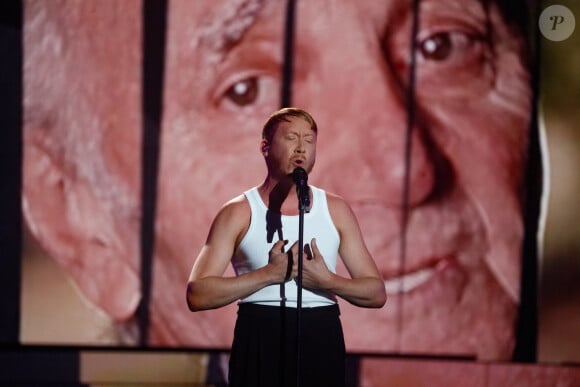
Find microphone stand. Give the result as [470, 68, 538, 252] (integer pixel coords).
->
[295, 182, 309, 387]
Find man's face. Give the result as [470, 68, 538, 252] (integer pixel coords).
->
[265, 116, 317, 177]
[151, 0, 531, 360]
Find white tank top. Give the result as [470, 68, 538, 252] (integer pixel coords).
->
[232, 186, 340, 307]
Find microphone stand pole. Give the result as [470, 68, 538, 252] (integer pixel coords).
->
[295, 184, 308, 387]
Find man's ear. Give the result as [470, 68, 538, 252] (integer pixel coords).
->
[260, 140, 269, 156]
[22, 138, 141, 322]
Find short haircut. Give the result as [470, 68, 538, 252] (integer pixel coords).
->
[261, 107, 318, 141]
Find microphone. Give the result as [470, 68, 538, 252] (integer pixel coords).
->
[292, 166, 308, 187]
[292, 167, 310, 212]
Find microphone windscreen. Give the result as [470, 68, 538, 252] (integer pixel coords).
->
[292, 167, 308, 186]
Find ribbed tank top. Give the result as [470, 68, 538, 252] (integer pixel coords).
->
[232, 186, 340, 307]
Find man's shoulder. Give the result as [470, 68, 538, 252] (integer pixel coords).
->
[211, 193, 251, 233]
[221, 193, 250, 214]
[318, 188, 347, 207]
[225, 193, 248, 205]
[317, 188, 354, 223]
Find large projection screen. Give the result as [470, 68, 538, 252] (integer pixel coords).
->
[17, 0, 580, 372]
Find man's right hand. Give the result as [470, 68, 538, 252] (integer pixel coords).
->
[268, 239, 297, 283]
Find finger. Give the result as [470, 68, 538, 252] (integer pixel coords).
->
[291, 262, 299, 279]
[310, 238, 320, 256]
[272, 239, 288, 252]
[293, 262, 300, 282]
[289, 240, 299, 252]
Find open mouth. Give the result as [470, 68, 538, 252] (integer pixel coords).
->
[384, 267, 434, 293]
[383, 259, 450, 294]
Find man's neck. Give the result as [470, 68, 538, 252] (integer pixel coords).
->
[258, 177, 301, 215]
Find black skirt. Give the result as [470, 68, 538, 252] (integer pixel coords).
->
[228, 303, 346, 387]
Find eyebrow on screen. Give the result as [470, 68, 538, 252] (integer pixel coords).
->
[196, 0, 266, 59]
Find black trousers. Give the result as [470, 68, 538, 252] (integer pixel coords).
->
[228, 303, 346, 387]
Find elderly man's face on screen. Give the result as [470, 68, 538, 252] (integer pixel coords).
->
[154, 0, 531, 359]
[23, 0, 532, 360]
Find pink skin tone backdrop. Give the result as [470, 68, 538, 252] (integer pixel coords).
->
[23, 0, 144, 327]
[153, 0, 531, 361]
[22, 0, 531, 365]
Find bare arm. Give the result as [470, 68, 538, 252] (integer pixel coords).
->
[186, 196, 297, 311]
[300, 193, 387, 308]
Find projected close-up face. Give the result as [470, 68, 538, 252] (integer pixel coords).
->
[151, 0, 532, 361]
[22, 0, 144, 338]
[295, 0, 531, 360]
[22, 0, 533, 366]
